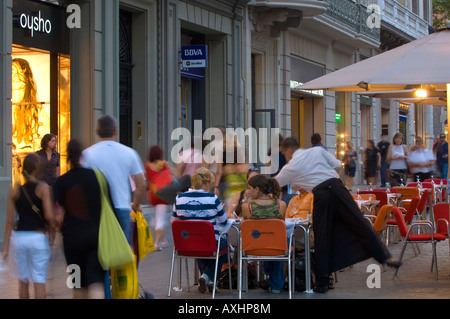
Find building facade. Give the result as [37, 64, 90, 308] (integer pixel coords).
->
[0, 0, 436, 240]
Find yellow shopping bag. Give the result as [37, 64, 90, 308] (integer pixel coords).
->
[131, 211, 155, 260]
[110, 257, 139, 299]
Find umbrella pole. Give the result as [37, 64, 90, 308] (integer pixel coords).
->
[448, 83, 450, 180]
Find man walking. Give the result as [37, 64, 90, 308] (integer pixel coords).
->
[82, 115, 146, 243]
[275, 137, 400, 293]
[377, 135, 390, 187]
[434, 133, 448, 179]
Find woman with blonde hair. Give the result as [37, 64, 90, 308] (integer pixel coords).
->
[172, 167, 228, 294]
[386, 133, 409, 186]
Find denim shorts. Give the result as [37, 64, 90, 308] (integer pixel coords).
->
[12, 231, 51, 284]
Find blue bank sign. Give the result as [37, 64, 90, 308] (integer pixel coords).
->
[182, 45, 208, 68]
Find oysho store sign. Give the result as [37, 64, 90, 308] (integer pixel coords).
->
[18, 10, 52, 37]
[13, 0, 70, 54]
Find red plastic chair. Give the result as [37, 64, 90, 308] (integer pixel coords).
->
[168, 220, 231, 298]
[391, 207, 446, 280]
[416, 189, 431, 220]
[386, 196, 420, 244]
[359, 190, 389, 207]
[433, 203, 450, 275]
[424, 179, 447, 202]
[407, 182, 435, 204]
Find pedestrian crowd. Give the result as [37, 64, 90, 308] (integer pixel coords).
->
[2, 115, 445, 298]
[343, 133, 448, 191]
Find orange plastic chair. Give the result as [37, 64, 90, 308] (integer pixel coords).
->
[391, 207, 446, 280]
[352, 193, 371, 200]
[168, 220, 232, 298]
[365, 204, 393, 246]
[392, 187, 420, 209]
[239, 219, 294, 299]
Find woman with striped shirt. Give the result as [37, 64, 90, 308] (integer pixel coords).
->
[172, 167, 228, 293]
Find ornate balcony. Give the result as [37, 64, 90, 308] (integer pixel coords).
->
[321, 0, 380, 44]
[248, 0, 328, 37]
[380, 0, 430, 50]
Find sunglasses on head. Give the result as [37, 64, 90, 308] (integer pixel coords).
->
[248, 167, 260, 172]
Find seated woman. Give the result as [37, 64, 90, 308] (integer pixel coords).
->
[285, 187, 313, 219]
[241, 175, 287, 294]
[226, 167, 260, 219]
[172, 167, 228, 294]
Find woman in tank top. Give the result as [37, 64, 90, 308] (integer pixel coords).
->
[3, 153, 56, 299]
[241, 175, 286, 293]
[386, 133, 409, 186]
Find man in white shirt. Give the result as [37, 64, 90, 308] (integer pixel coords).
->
[407, 136, 436, 182]
[275, 137, 399, 293]
[81, 115, 146, 243]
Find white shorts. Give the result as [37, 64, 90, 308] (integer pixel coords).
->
[11, 231, 51, 284]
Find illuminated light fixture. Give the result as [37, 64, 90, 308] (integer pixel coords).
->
[414, 89, 428, 98]
[340, 134, 345, 138]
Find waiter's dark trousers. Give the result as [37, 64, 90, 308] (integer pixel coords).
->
[312, 178, 390, 286]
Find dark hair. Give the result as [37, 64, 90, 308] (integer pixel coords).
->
[67, 139, 83, 169]
[311, 133, 322, 146]
[247, 175, 281, 201]
[281, 137, 299, 150]
[22, 153, 41, 181]
[367, 139, 375, 148]
[148, 145, 164, 162]
[40, 133, 56, 150]
[96, 115, 117, 138]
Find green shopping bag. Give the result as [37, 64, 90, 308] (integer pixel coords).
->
[94, 169, 135, 270]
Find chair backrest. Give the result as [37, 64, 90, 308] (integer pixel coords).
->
[359, 190, 388, 207]
[433, 203, 450, 236]
[240, 219, 288, 256]
[352, 193, 371, 200]
[393, 187, 420, 199]
[424, 179, 448, 185]
[373, 204, 393, 234]
[172, 220, 217, 257]
[392, 206, 408, 238]
[407, 182, 435, 202]
[404, 196, 420, 223]
[416, 189, 430, 213]
[392, 187, 420, 209]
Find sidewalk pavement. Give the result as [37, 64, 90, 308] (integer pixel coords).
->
[1, 192, 449, 301]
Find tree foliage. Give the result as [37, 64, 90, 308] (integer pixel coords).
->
[433, 0, 450, 29]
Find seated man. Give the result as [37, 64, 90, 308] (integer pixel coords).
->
[285, 187, 313, 219]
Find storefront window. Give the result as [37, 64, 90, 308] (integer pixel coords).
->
[11, 46, 70, 185]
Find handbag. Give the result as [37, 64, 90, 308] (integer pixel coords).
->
[155, 175, 191, 204]
[94, 169, 135, 270]
[131, 211, 155, 260]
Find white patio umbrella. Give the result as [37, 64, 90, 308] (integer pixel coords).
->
[299, 27, 450, 178]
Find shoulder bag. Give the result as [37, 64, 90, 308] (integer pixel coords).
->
[94, 169, 135, 270]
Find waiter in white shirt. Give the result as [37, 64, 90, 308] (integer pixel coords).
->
[275, 137, 399, 293]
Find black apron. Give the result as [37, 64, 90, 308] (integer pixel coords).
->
[312, 178, 390, 279]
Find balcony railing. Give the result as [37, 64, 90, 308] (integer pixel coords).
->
[382, 0, 429, 39]
[322, 0, 380, 42]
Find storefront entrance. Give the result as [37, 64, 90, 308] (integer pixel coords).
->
[12, 0, 70, 185]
